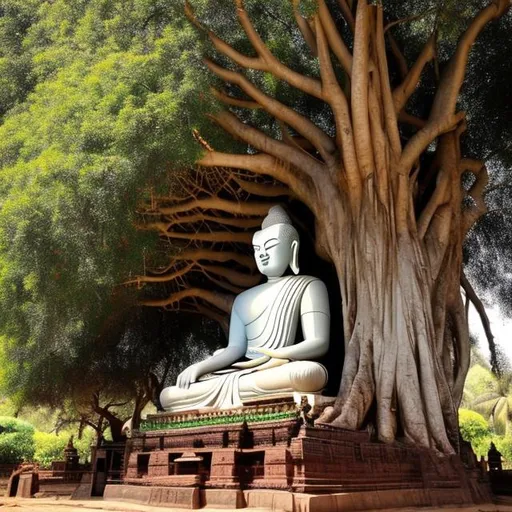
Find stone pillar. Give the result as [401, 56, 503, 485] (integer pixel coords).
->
[263, 448, 291, 489]
[149, 451, 169, 478]
[209, 450, 239, 488]
[125, 452, 139, 479]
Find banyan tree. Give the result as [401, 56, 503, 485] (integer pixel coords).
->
[137, 0, 511, 454]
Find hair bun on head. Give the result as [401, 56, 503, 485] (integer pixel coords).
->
[261, 205, 292, 229]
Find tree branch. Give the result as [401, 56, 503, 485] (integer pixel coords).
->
[315, 15, 360, 196]
[393, 33, 436, 114]
[208, 110, 326, 181]
[375, 6, 401, 160]
[125, 263, 195, 286]
[384, 8, 436, 33]
[199, 264, 261, 288]
[351, 0, 375, 179]
[160, 230, 253, 244]
[292, 0, 318, 56]
[197, 151, 314, 210]
[169, 248, 255, 270]
[337, 0, 355, 31]
[200, 270, 244, 294]
[318, 0, 353, 76]
[148, 214, 263, 230]
[430, 0, 510, 121]
[461, 272, 499, 375]
[211, 87, 260, 109]
[417, 171, 451, 239]
[398, 110, 427, 129]
[398, 112, 465, 177]
[158, 196, 274, 216]
[233, 0, 324, 100]
[185, 1, 262, 71]
[188, 0, 323, 100]
[141, 287, 234, 313]
[204, 59, 336, 162]
[233, 176, 289, 197]
[461, 159, 488, 237]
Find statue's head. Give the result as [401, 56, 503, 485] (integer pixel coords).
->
[252, 206, 300, 278]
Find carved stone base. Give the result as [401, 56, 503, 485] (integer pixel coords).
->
[104, 484, 200, 508]
[114, 396, 491, 510]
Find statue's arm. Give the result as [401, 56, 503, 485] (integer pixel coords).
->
[198, 306, 247, 373]
[176, 305, 247, 389]
[255, 279, 330, 360]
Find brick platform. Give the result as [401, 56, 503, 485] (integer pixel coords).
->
[107, 397, 491, 510]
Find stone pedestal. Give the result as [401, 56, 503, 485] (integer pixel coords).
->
[106, 396, 491, 510]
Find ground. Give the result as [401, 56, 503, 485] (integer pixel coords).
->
[2, 498, 512, 512]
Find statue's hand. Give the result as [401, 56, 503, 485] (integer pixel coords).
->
[252, 347, 288, 359]
[176, 364, 201, 389]
[232, 355, 270, 369]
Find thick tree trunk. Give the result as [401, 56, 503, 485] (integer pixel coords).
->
[317, 178, 461, 453]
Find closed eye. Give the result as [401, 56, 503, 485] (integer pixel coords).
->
[264, 238, 279, 250]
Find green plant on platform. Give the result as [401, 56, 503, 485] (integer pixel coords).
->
[139, 410, 299, 432]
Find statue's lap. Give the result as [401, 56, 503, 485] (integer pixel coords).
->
[161, 361, 327, 413]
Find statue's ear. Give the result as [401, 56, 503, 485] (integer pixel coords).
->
[290, 239, 300, 275]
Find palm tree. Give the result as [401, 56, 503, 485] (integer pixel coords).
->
[466, 366, 512, 436]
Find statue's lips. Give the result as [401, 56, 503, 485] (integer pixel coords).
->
[260, 256, 270, 266]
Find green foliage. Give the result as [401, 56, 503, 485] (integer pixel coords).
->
[459, 409, 492, 457]
[462, 359, 512, 459]
[0, 0, 225, 412]
[0, 0, 39, 116]
[14, 406, 60, 434]
[463, 364, 498, 405]
[494, 435, 512, 463]
[33, 431, 67, 468]
[466, 369, 512, 436]
[0, 416, 35, 464]
[0, 397, 17, 417]
[73, 427, 95, 464]
[140, 410, 299, 431]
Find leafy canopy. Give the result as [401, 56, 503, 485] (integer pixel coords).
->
[0, 0, 224, 407]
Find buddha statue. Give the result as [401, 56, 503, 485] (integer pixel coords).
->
[160, 206, 330, 412]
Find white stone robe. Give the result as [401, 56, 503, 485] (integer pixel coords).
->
[163, 275, 328, 412]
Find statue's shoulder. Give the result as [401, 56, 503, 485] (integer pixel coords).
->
[290, 274, 325, 287]
[299, 277, 330, 314]
[293, 274, 322, 281]
[284, 275, 328, 301]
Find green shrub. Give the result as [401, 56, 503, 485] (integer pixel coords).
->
[33, 431, 67, 468]
[494, 435, 512, 463]
[0, 416, 35, 463]
[73, 428, 95, 464]
[459, 409, 492, 457]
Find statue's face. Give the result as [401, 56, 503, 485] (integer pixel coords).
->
[252, 224, 292, 278]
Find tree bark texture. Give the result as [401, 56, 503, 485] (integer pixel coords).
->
[140, 0, 510, 454]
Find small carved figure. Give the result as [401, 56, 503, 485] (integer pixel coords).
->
[160, 206, 330, 412]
